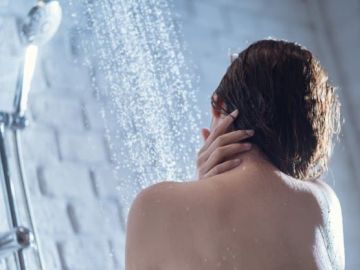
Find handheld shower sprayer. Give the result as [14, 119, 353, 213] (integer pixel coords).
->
[14, 0, 62, 117]
[21, 0, 62, 47]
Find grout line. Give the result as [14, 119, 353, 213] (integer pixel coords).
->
[36, 165, 50, 197]
[89, 169, 100, 197]
[56, 242, 68, 270]
[66, 203, 80, 234]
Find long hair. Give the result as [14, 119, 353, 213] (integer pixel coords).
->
[211, 39, 341, 180]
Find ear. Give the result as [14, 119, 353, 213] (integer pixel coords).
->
[201, 128, 210, 141]
[211, 94, 225, 119]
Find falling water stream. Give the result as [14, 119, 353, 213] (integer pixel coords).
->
[66, 0, 202, 220]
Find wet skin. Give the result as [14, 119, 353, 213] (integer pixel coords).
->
[125, 110, 345, 270]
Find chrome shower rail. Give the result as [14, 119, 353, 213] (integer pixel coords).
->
[0, 109, 43, 270]
[0, 120, 28, 269]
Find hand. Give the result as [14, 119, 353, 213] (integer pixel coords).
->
[196, 109, 254, 180]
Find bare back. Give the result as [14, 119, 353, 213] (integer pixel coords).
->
[158, 162, 344, 270]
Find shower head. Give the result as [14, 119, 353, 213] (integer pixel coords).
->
[20, 0, 62, 46]
[13, 0, 62, 117]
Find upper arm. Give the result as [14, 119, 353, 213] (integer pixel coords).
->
[125, 181, 177, 270]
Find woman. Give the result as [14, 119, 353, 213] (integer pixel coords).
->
[125, 39, 344, 270]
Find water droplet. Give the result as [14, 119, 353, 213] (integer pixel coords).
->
[66, 0, 203, 249]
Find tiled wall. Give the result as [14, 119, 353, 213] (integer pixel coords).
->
[0, 0, 359, 269]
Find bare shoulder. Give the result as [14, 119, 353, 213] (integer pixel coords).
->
[311, 178, 342, 209]
[276, 176, 344, 230]
[301, 178, 343, 224]
[298, 178, 345, 270]
[131, 179, 220, 212]
[130, 179, 223, 234]
[125, 180, 220, 269]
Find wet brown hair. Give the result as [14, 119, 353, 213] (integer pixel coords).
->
[211, 39, 341, 181]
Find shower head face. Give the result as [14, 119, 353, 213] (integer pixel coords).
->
[21, 0, 62, 46]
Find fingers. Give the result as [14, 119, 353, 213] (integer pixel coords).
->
[201, 143, 252, 174]
[202, 129, 254, 161]
[201, 128, 210, 142]
[196, 108, 256, 180]
[199, 109, 239, 154]
[205, 109, 239, 147]
[204, 159, 243, 178]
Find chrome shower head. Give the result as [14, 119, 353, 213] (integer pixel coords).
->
[20, 0, 62, 46]
[13, 0, 62, 116]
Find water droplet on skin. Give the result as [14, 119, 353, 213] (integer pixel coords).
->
[185, 206, 190, 211]
[232, 227, 236, 233]
[222, 255, 227, 261]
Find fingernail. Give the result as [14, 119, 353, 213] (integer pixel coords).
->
[244, 143, 252, 149]
[230, 109, 239, 117]
[246, 130, 255, 135]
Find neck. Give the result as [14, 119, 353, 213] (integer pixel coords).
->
[227, 145, 280, 177]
